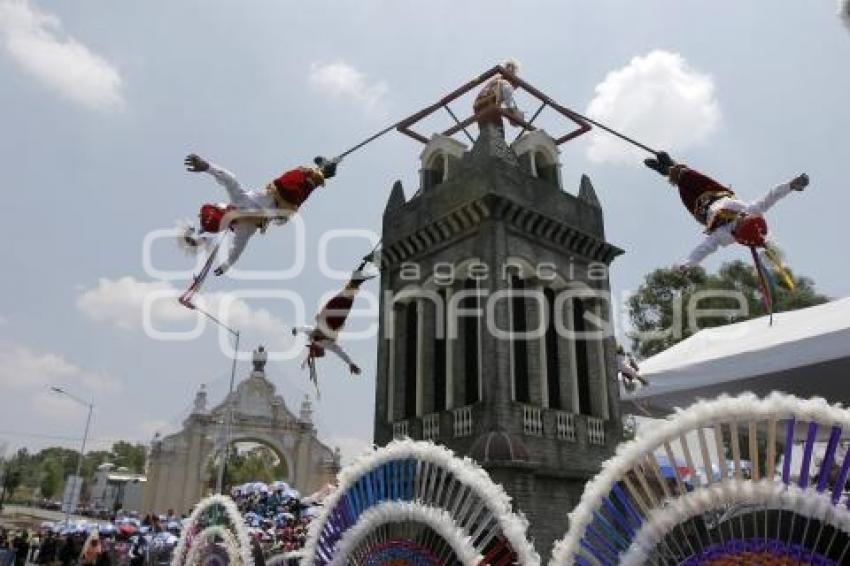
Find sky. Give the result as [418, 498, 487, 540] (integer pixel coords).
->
[1, 0, 849, 466]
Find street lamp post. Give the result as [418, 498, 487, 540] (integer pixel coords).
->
[50, 386, 93, 523]
[215, 326, 240, 495]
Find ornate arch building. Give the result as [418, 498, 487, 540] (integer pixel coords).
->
[374, 124, 623, 559]
[142, 346, 340, 514]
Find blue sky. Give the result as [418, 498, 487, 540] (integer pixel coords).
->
[1, 0, 848, 463]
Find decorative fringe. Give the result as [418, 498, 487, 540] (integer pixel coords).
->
[300, 350, 320, 399]
[620, 480, 850, 566]
[750, 246, 774, 324]
[302, 439, 540, 566]
[763, 243, 795, 291]
[550, 392, 850, 565]
[172, 494, 253, 566]
[184, 525, 242, 566]
[175, 221, 212, 256]
[328, 502, 483, 566]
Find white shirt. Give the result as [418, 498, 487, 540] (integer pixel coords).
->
[206, 163, 282, 269]
[681, 181, 795, 266]
[293, 326, 356, 367]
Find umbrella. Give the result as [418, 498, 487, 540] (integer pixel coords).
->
[654, 454, 693, 480]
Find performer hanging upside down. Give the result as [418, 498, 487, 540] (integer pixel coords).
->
[643, 152, 810, 267]
[182, 153, 339, 274]
[292, 255, 377, 391]
[178, 153, 338, 308]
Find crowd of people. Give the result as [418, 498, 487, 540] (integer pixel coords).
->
[0, 481, 326, 565]
[1, 510, 189, 566]
[229, 481, 325, 557]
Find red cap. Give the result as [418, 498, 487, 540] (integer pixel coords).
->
[199, 203, 236, 233]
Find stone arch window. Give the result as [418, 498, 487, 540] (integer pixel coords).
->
[460, 278, 481, 406]
[543, 287, 562, 410]
[403, 301, 419, 419]
[533, 150, 559, 187]
[508, 267, 531, 404]
[390, 287, 427, 421]
[419, 134, 467, 191]
[432, 287, 448, 412]
[572, 297, 593, 416]
[424, 152, 448, 189]
[511, 130, 562, 189]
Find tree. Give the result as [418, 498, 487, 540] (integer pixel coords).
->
[40, 461, 63, 500]
[0, 450, 25, 508]
[110, 442, 146, 473]
[628, 260, 829, 358]
[209, 444, 288, 490]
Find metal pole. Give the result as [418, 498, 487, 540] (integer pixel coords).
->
[57, 391, 92, 524]
[216, 330, 240, 494]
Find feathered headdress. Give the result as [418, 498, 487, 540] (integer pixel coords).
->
[175, 220, 213, 255]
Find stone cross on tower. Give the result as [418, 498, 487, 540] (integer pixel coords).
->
[252, 345, 267, 375]
[192, 384, 208, 414]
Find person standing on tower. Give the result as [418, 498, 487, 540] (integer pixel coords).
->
[472, 59, 525, 135]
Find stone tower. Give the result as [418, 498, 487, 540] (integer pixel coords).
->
[373, 124, 623, 559]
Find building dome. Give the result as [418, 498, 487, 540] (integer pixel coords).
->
[469, 430, 530, 463]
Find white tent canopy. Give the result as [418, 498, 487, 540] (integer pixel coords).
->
[622, 297, 850, 417]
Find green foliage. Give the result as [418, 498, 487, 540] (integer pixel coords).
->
[3, 441, 148, 501]
[628, 260, 829, 359]
[110, 441, 146, 472]
[210, 444, 288, 490]
[39, 461, 63, 500]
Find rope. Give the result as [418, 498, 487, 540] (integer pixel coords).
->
[330, 71, 662, 163]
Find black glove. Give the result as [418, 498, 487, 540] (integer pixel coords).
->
[185, 154, 209, 173]
[643, 151, 675, 177]
[790, 173, 809, 191]
[314, 156, 338, 179]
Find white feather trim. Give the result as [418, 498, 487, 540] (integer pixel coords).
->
[175, 220, 212, 256]
[619, 480, 850, 566]
[551, 392, 850, 565]
[328, 501, 482, 566]
[172, 494, 253, 566]
[184, 525, 242, 566]
[302, 439, 540, 566]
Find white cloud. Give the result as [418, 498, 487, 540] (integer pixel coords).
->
[585, 50, 721, 164]
[0, 341, 120, 399]
[840, 0, 850, 30]
[0, 342, 80, 389]
[308, 61, 387, 112]
[0, 0, 123, 111]
[77, 277, 189, 331]
[77, 276, 296, 357]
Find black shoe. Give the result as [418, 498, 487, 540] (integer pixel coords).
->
[314, 156, 338, 179]
[644, 151, 675, 176]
